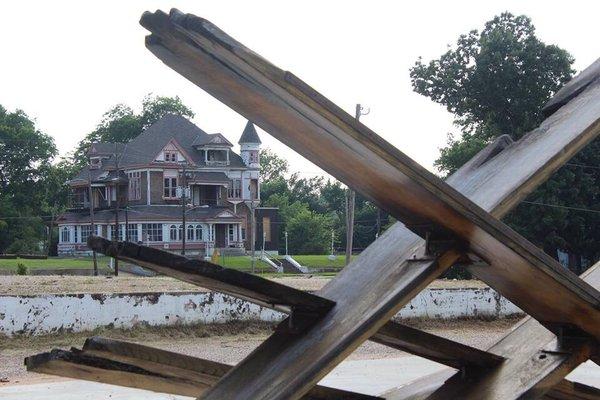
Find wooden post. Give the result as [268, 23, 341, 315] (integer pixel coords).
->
[113, 144, 119, 276]
[47, 209, 54, 257]
[250, 202, 256, 273]
[88, 156, 98, 276]
[181, 164, 186, 255]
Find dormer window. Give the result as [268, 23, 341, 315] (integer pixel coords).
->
[90, 157, 102, 169]
[164, 151, 177, 162]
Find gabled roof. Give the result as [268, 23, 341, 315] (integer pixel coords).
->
[192, 132, 233, 147]
[88, 142, 125, 156]
[238, 121, 261, 144]
[118, 114, 245, 168]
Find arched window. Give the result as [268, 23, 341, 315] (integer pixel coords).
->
[178, 225, 183, 241]
[187, 225, 194, 241]
[169, 224, 178, 241]
[60, 227, 70, 243]
[195, 224, 203, 241]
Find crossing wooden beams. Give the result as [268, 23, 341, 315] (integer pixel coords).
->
[385, 261, 600, 399]
[140, 9, 600, 340]
[135, 9, 600, 399]
[24, 9, 600, 400]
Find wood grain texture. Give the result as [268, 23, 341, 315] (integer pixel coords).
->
[372, 321, 504, 370]
[26, 339, 380, 400]
[136, 9, 600, 400]
[543, 57, 600, 117]
[386, 261, 600, 400]
[545, 380, 600, 400]
[87, 236, 334, 315]
[140, 9, 600, 335]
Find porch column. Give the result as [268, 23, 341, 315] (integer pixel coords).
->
[146, 171, 151, 205]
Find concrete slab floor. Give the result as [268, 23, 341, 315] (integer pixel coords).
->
[0, 357, 598, 399]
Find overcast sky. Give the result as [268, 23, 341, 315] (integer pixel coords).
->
[1, 1, 598, 177]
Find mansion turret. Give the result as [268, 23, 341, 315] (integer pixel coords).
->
[57, 115, 279, 256]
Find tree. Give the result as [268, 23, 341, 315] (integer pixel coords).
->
[73, 94, 194, 164]
[260, 147, 289, 183]
[411, 12, 599, 267]
[286, 207, 332, 254]
[0, 105, 59, 253]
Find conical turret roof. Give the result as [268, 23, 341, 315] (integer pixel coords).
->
[238, 121, 261, 144]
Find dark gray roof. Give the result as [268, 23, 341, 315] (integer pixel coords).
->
[58, 205, 242, 224]
[192, 133, 233, 147]
[70, 168, 127, 184]
[88, 143, 126, 156]
[69, 115, 249, 186]
[238, 121, 261, 144]
[187, 171, 230, 184]
[119, 114, 245, 167]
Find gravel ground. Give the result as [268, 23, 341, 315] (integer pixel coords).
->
[0, 275, 487, 296]
[0, 317, 519, 386]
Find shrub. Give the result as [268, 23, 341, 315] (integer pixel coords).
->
[16, 262, 28, 275]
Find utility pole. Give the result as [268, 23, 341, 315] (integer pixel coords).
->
[113, 144, 119, 276]
[181, 164, 187, 255]
[345, 103, 369, 266]
[88, 156, 98, 276]
[249, 202, 256, 273]
[47, 208, 54, 257]
[376, 209, 381, 239]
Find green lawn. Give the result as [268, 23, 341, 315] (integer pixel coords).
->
[0, 254, 351, 274]
[0, 257, 111, 270]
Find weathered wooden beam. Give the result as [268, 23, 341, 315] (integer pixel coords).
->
[137, 9, 600, 400]
[545, 379, 600, 400]
[140, 9, 600, 340]
[372, 321, 504, 370]
[385, 261, 600, 399]
[25, 339, 381, 400]
[25, 349, 203, 397]
[87, 236, 334, 317]
[385, 374, 600, 400]
[543, 57, 600, 117]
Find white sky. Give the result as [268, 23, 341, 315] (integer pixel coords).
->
[1, 1, 598, 178]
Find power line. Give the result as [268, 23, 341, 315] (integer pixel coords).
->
[565, 162, 600, 171]
[521, 201, 600, 215]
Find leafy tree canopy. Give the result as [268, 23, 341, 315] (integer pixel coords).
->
[73, 94, 194, 164]
[411, 12, 599, 267]
[0, 105, 60, 253]
[260, 147, 289, 183]
[411, 12, 574, 174]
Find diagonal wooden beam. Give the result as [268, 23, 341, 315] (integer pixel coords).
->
[140, 9, 600, 340]
[87, 236, 334, 317]
[545, 379, 600, 400]
[385, 261, 600, 399]
[137, 10, 600, 400]
[372, 321, 504, 370]
[386, 374, 600, 400]
[25, 339, 381, 400]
